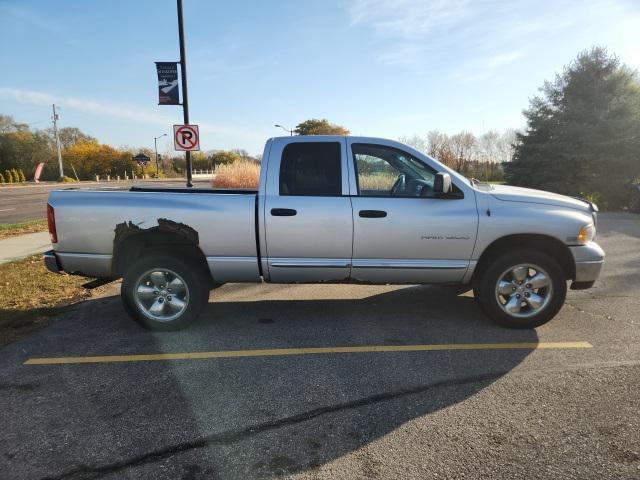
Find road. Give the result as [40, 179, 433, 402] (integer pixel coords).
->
[0, 179, 212, 224]
[0, 213, 638, 479]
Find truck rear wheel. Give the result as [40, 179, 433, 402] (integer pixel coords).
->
[121, 255, 209, 331]
[475, 250, 566, 329]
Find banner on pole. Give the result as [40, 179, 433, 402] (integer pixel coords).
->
[155, 62, 179, 105]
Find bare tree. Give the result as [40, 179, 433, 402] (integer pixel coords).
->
[449, 131, 476, 172]
[398, 134, 427, 153]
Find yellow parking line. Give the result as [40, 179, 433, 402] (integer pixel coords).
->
[23, 341, 593, 365]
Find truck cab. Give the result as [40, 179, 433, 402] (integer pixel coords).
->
[259, 136, 477, 284]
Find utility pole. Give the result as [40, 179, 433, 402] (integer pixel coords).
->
[52, 104, 64, 180]
[177, 0, 193, 188]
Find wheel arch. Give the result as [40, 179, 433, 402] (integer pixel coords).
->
[471, 234, 575, 284]
[112, 228, 213, 286]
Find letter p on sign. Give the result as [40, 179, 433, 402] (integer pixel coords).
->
[173, 124, 200, 151]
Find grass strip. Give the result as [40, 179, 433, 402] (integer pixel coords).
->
[0, 219, 48, 240]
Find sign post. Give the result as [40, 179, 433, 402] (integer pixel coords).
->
[176, 0, 193, 187]
[133, 153, 151, 178]
[155, 0, 194, 187]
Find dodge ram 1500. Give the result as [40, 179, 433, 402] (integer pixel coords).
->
[44, 136, 604, 330]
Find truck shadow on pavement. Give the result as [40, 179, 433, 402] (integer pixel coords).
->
[1, 284, 539, 479]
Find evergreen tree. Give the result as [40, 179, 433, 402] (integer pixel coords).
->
[505, 47, 640, 208]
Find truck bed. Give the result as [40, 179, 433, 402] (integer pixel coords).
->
[48, 188, 260, 281]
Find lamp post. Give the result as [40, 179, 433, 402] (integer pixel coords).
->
[154, 133, 167, 177]
[275, 124, 293, 136]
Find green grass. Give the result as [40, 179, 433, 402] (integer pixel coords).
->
[0, 219, 48, 240]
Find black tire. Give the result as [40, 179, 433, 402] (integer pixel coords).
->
[121, 255, 209, 331]
[475, 249, 567, 329]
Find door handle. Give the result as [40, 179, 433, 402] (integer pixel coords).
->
[359, 210, 387, 218]
[271, 208, 297, 216]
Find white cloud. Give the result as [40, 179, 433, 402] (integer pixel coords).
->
[487, 51, 524, 69]
[349, 0, 471, 39]
[348, 0, 637, 77]
[0, 87, 264, 141]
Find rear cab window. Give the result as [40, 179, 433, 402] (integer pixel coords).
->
[279, 142, 342, 196]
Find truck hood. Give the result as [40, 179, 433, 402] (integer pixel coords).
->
[489, 185, 592, 212]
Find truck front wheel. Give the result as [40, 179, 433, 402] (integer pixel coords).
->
[121, 255, 209, 331]
[475, 250, 567, 329]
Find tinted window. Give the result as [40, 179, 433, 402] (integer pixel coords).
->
[352, 143, 437, 197]
[279, 142, 342, 196]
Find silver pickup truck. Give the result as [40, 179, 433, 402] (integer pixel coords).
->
[44, 136, 604, 330]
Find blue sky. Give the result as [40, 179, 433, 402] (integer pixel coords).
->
[1, 0, 639, 155]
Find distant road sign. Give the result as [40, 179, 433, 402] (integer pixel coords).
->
[133, 153, 151, 166]
[173, 124, 200, 151]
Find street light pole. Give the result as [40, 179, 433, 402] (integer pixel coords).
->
[177, 0, 193, 188]
[154, 133, 167, 177]
[275, 124, 293, 136]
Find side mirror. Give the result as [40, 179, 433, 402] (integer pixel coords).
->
[434, 172, 452, 194]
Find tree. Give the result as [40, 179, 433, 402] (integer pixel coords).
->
[505, 47, 640, 208]
[0, 129, 52, 175]
[294, 119, 349, 136]
[191, 151, 210, 170]
[0, 115, 29, 134]
[0, 172, 4, 183]
[209, 150, 241, 168]
[398, 134, 428, 153]
[449, 131, 476, 172]
[48, 127, 96, 150]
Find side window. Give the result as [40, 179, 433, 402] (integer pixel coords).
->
[352, 143, 437, 197]
[279, 142, 342, 196]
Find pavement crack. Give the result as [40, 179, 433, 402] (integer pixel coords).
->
[40, 372, 502, 480]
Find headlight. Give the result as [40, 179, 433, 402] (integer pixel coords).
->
[577, 223, 596, 244]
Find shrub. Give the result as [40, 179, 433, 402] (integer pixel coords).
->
[211, 161, 260, 189]
[0, 172, 5, 183]
[62, 176, 78, 183]
[580, 191, 607, 211]
[4, 170, 14, 183]
[18, 169, 26, 182]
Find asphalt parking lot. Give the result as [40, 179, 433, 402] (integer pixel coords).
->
[0, 213, 638, 479]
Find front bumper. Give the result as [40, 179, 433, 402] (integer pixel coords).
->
[569, 242, 604, 287]
[43, 250, 62, 274]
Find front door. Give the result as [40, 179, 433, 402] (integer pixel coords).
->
[264, 138, 353, 282]
[348, 141, 478, 283]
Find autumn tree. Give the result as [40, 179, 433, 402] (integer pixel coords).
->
[294, 119, 349, 136]
[47, 127, 96, 150]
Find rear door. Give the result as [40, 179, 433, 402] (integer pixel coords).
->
[264, 137, 353, 282]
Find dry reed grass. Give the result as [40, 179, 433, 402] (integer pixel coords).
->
[211, 161, 261, 189]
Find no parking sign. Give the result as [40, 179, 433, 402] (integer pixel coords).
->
[173, 124, 200, 151]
